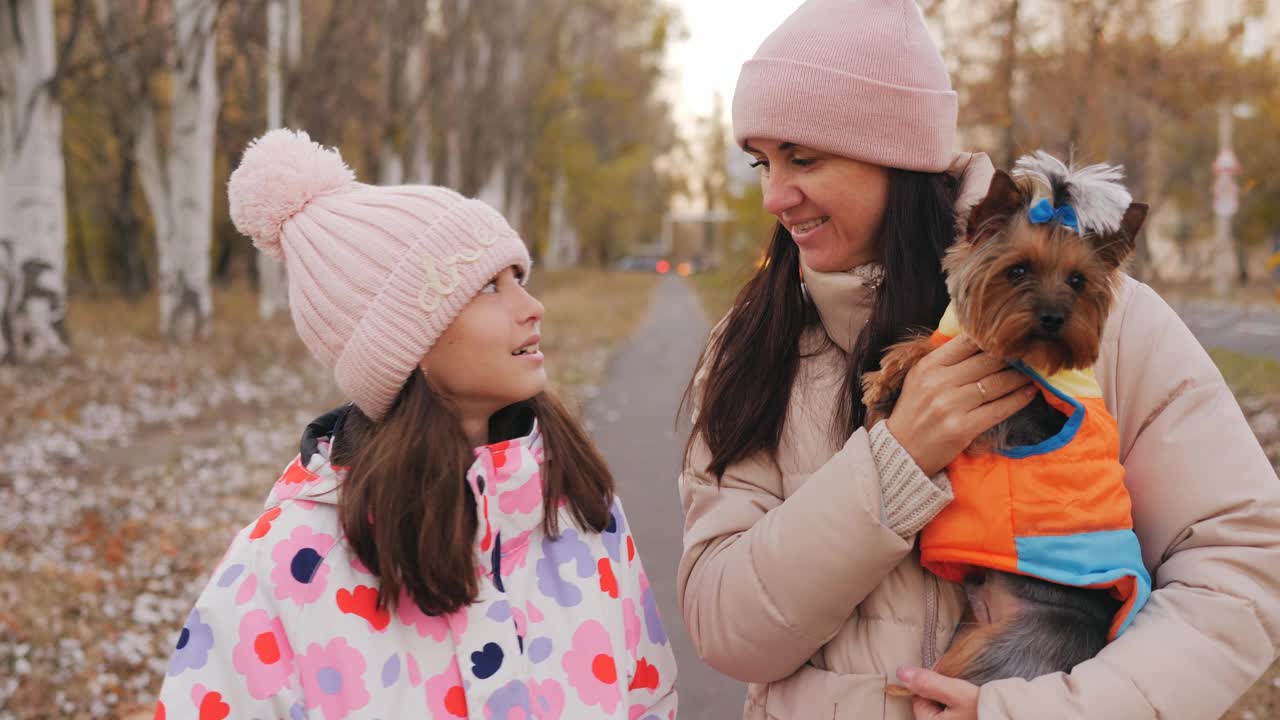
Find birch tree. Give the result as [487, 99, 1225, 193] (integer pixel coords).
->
[258, 0, 295, 319]
[93, 0, 221, 339]
[0, 0, 71, 362]
[378, 0, 429, 185]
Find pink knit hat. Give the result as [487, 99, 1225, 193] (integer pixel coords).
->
[228, 129, 531, 421]
[733, 0, 957, 172]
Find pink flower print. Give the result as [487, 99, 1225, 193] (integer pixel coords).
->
[273, 456, 320, 500]
[622, 598, 641, 657]
[562, 620, 621, 712]
[248, 507, 282, 541]
[235, 572, 258, 606]
[189, 684, 230, 720]
[407, 653, 423, 687]
[270, 526, 334, 606]
[511, 606, 528, 638]
[232, 610, 294, 699]
[528, 679, 565, 720]
[526, 600, 544, 624]
[424, 656, 469, 718]
[488, 439, 526, 481]
[298, 638, 371, 720]
[498, 470, 542, 514]
[396, 592, 465, 641]
[501, 531, 534, 575]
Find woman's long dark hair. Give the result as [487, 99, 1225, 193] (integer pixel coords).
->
[684, 167, 962, 479]
[333, 369, 613, 616]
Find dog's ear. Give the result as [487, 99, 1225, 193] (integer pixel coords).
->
[1120, 202, 1148, 241]
[965, 170, 1025, 242]
[1095, 202, 1147, 268]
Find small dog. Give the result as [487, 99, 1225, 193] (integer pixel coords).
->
[866, 151, 1151, 690]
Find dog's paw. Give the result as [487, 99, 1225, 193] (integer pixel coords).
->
[864, 338, 932, 412]
[861, 369, 888, 406]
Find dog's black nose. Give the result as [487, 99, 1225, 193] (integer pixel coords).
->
[1038, 311, 1066, 333]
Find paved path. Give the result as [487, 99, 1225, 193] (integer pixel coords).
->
[587, 274, 747, 719]
[1167, 299, 1280, 361]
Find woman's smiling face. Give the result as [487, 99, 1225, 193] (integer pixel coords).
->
[744, 139, 890, 272]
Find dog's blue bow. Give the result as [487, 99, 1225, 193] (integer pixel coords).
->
[1028, 198, 1079, 232]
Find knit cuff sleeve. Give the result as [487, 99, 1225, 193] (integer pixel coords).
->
[869, 421, 953, 539]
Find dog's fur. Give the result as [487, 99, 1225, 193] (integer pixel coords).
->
[866, 152, 1147, 687]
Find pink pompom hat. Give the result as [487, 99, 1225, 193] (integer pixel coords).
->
[228, 128, 531, 421]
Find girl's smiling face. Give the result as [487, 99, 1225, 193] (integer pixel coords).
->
[421, 266, 546, 421]
[744, 139, 890, 272]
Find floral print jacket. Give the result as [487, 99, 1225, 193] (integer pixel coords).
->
[157, 421, 678, 719]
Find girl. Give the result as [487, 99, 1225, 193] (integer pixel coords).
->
[677, 1, 1280, 719]
[157, 129, 678, 719]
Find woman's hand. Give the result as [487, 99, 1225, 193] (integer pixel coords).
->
[897, 666, 979, 720]
[886, 336, 1036, 476]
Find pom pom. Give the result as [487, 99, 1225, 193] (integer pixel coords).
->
[228, 128, 355, 260]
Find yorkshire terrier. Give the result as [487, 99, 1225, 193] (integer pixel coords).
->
[866, 151, 1151, 690]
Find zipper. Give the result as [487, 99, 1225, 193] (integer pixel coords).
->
[922, 572, 939, 669]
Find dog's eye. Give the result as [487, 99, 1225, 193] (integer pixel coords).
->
[1067, 272, 1085, 291]
[1006, 264, 1028, 282]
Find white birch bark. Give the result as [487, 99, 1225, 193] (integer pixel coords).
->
[258, 0, 291, 318]
[0, 0, 70, 362]
[133, 0, 219, 340]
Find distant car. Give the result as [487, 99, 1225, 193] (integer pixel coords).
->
[616, 255, 670, 273]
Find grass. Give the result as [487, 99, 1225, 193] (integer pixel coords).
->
[530, 269, 659, 401]
[1147, 277, 1280, 306]
[1209, 348, 1280, 398]
[689, 265, 756, 323]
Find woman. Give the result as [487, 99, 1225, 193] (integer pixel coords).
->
[676, 1, 1280, 718]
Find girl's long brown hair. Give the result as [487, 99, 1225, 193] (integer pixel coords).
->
[332, 369, 613, 616]
[684, 168, 962, 479]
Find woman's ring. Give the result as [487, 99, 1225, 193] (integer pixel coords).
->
[976, 379, 989, 402]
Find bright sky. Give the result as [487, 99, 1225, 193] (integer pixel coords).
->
[665, 0, 805, 136]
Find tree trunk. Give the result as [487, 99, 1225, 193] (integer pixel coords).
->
[404, 24, 430, 184]
[258, 0, 290, 319]
[0, 0, 71, 363]
[1000, 0, 1021, 168]
[131, 0, 218, 338]
[1066, 6, 1105, 153]
[106, 118, 148, 298]
[65, 164, 92, 291]
[135, 0, 219, 340]
[379, 0, 429, 185]
[544, 173, 578, 269]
